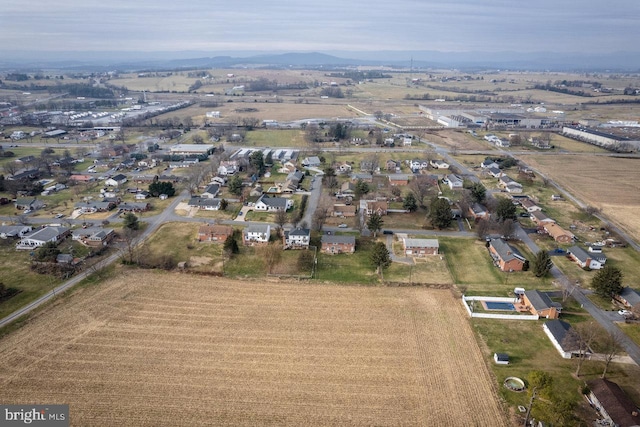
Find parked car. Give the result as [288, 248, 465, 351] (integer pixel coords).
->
[338, 224, 348, 228]
[618, 309, 632, 316]
[54, 213, 65, 219]
[382, 230, 393, 235]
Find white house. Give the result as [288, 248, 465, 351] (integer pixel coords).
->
[17, 226, 70, 249]
[408, 159, 429, 171]
[283, 228, 311, 249]
[430, 159, 450, 169]
[105, 174, 127, 187]
[218, 161, 238, 176]
[543, 320, 583, 359]
[243, 224, 271, 246]
[201, 184, 220, 199]
[445, 174, 464, 189]
[254, 194, 293, 212]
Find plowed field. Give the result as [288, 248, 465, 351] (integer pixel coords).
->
[0, 271, 507, 426]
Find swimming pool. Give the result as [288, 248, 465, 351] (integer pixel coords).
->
[484, 301, 516, 311]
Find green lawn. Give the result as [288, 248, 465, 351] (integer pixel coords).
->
[315, 237, 380, 284]
[244, 129, 307, 147]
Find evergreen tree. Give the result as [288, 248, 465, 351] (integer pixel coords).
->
[402, 192, 418, 212]
[228, 175, 243, 196]
[495, 197, 517, 221]
[223, 234, 239, 256]
[123, 213, 139, 230]
[531, 250, 553, 277]
[428, 197, 452, 229]
[35, 241, 60, 262]
[367, 213, 384, 237]
[148, 181, 175, 197]
[591, 265, 623, 298]
[370, 241, 391, 275]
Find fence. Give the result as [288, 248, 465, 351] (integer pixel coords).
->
[461, 295, 539, 320]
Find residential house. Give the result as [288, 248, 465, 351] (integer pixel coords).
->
[385, 159, 401, 172]
[445, 174, 464, 189]
[278, 161, 297, 174]
[430, 159, 450, 169]
[17, 226, 70, 249]
[616, 287, 640, 310]
[69, 174, 95, 183]
[351, 173, 373, 183]
[408, 159, 429, 172]
[403, 136, 412, 146]
[7, 169, 40, 181]
[201, 184, 220, 199]
[243, 224, 271, 246]
[530, 211, 555, 226]
[218, 161, 238, 176]
[388, 174, 411, 186]
[333, 204, 357, 217]
[365, 200, 388, 216]
[488, 239, 526, 272]
[520, 199, 542, 213]
[254, 194, 293, 212]
[134, 191, 150, 200]
[586, 379, 640, 427]
[0, 225, 33, 239]
[197, 224, 233, 242]
[568, 246, 606, 270]
[118, 202, 150, 212]
[469, 203, 490, 221]
[340, 182, 356, 196]
[487, 167, 503, 178]
[74, 201, 116, 213]
[499, 176, 522, 191]
[72, 227, 115, 247]
[283, 228, 311, 249]
[188, 197, 221, 211]
[403, 238, 439, 257]
[321, 234, 356, 254]
[522, 290, 561, 319]
[169, 144, 214, 156]
[360, 160, 377, 172]
[105, 174, 127, 187]
[302, 156, 321, 167]
[481, 159, 500, 169]
[543, 320, 582, 358]
[15, 198, 45, 211]
[210, 176, 226, 186]
[543, 223, 575, 243]
[337, 162, 353, 174]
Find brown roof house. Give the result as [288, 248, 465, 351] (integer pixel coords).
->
[333, 203, 357, 217]
[587, 378, 640, 427]
[198, 224, 233, 242]
[544, 223, 575, 243]
[488, 239, 526, 272]
[365, 200, 388, 216]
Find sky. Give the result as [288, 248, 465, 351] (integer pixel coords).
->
[2, 0, 639, 55]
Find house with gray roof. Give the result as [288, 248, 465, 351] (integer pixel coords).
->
[403, 238, 439, 256]
[255, 194, 293, 212]
[0, 225, 33, 239]
[488, 239, 526, 272]
[243, 224, 271, 246]
[75, 200, 116, 213]
[302, 156, 321, 167]
[522, 290, 561, 319]
[568, 245, 606, 270]
[617, 287, 640, 309]
[202, 184, 220, 199]
[283, 228, 311, 249]
[15, 198, 45, 211]
[321, 234, 356, 254]
[188, 197, 221, 211]
[543, 320, 582, 359]
[17, 226, 70, 249]
[445, 174, 463, 189]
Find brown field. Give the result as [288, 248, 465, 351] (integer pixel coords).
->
[524, 154, 640, 241]
[0, 270, 507, 426]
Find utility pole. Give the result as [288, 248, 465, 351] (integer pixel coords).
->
[523, 387, 537, 427]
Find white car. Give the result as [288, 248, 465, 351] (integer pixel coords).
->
[618, 309, 632, 316]
[338, 224, 348, 228]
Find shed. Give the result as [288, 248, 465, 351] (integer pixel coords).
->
[494, 353, 510, 365]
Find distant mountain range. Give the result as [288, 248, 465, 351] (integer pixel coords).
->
[1, 50, 639, 72]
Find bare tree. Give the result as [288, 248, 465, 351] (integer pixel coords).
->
[312, 194, 332, 231]
[259, 242, 282, 274]
[408, 175, 433, 207]
[3, 161, 19, 177]
[573, 322, 598, 377]
[274, 209, 288, 236]
[600, 329, 624, 379]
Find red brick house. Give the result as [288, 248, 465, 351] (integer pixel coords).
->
[488, 239, 526, 272]
[198, 224, 234, 242]
[321, 235, 355, 254]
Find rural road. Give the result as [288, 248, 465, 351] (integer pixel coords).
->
[0, 189, 188, 330]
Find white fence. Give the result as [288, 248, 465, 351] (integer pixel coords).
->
[462, 296, 539, 320]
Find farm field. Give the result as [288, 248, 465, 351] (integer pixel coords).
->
[524, 154, 640, 242]
[0, 270, 507, 426]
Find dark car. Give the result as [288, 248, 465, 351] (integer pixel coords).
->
[382, 230, 393, 235]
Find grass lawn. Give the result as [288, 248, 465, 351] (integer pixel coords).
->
[438, 237, 553, 295]
[385, 255, 453, 285]
[618, 322, 640, 347]
[315, 237, 380, 284]
[244, 129, 307, 147]
[472, 315, 640, 422]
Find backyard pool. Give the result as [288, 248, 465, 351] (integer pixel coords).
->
[484, 301, 516, 311]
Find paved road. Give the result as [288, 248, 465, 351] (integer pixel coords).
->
[0, 190, 188, 329]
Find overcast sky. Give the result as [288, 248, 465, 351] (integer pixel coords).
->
[2, 0, 639, 54]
